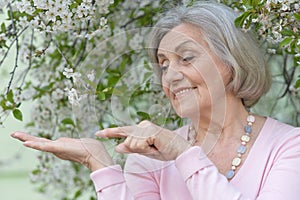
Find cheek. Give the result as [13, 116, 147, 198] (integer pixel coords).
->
[161, 76, 170, 96]
[162, 85, 171, 99]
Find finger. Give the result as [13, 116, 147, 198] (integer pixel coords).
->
[23, 140, 51, 152]
[95, 127, 130, 138]
[138, 120, 152, 127]
[23, 139, 65, 153]
[118, 136, 154, 154]
[115, 143, 132, 154]
[11, 132, 50, 143]
[116, 142, 160, 159]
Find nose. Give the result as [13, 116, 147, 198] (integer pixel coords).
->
[163, 63, 183, 84]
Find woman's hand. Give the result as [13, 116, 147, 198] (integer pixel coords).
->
[96, 121, 191, 161]
[11, 132, 113, 171]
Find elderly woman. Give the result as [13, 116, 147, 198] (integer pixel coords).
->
[11, 2, 300, 200]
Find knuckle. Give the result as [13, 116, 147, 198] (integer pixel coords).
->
[139, 120, 151, 126]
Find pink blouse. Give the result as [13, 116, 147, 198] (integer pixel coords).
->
[90, 117, 300, 199]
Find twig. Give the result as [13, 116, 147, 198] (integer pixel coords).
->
[0, 27, 27, 68]
[120, 14, 146, 29]
[5, 3, 20, 95]
[279, 54, 295, 98]
[49, 32, 72, 67]
[73, 20, 90, 69]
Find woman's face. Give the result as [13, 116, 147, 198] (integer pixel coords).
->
[157, 23, 232, 119]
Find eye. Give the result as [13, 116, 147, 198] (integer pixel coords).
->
[181, 56, 194, 63]
[159, 60, 169, 71]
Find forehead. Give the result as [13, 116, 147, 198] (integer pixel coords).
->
[157, 23, 207, 54]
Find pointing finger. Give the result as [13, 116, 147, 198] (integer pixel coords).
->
[95, 127, 129, 138]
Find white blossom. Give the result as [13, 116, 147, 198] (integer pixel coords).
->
[17, 16, 29, 29]
[0, 0, 10, 8]
[87, 70, 95, 81]
[45, 10, 57, 22]
[267, 49, 276, 54]
[63, 68, 82, 83]
[15, 1, 31, 13]
[0, 33, 5, 41]
[64, 87, 81, 105]
[100, 17, 107, 27]
[33, 0, 48, 10]
[63, 68, 74, 78]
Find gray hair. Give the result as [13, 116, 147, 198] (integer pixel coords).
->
[148, 1, 271, 107]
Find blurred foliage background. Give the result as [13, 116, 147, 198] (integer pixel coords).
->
[0, 0, 299, 199]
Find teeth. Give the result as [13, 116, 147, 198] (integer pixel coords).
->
[175, 88, 193, 96]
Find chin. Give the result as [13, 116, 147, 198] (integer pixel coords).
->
[174, 107, 199, 119]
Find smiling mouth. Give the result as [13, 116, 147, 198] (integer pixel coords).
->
[174, 87, 197, 98]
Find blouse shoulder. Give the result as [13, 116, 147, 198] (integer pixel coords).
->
[260, 117, 300, 154]
[263, 117, 300, 139]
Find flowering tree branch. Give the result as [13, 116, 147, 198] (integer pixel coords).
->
[6, 3, 20, 95]
[0, 0, 299, 199]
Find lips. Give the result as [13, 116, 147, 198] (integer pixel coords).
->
[173, 87, 197, 98]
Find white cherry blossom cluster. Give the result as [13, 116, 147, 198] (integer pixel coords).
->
[64, 87, 82, 105]
[13, 0, 112, 37]
[63, 68, 82, 82]
[3, 0, 299, 199]
[62, 68, 98, 106]
[243, 0, 299, 49]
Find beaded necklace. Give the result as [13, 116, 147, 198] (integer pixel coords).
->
[187, 114, 255, 180]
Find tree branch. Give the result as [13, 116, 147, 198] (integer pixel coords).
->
[5, 3, 20, 95]
[0, 27, 27, 68]
[280, 54, 295, 98]
[120, 14, 146, 29]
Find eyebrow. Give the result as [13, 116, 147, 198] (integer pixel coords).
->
[157, 40, 199, 58]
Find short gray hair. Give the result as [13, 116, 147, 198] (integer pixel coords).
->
[148, 1, 271, 107]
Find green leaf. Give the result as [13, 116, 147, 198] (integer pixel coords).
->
[6, 90, 14, 103]
[234, 11, 252, 27]
[13, 109, 23, 121]
[61, 118, 75, 126]
[1, 23, 6, 33]
[137, 111, 150, 120]
[25, 122, 35, 127]
[73, 190, 82, 198]
[107, 76, 120, 86]
[281, 29, 294, 37]
[294, 13, 300, 21]
[97, 91, 106, 100]
[295, 78, 300, 88]
[279, 37, 293, 48]
[120, 57, 129, 72]
[31, 169, 41, 175]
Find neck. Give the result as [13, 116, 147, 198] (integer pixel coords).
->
[190, 94, 249, 151]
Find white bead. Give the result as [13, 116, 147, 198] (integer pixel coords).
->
[241, 134, 250, 142]
[247, 115, 255, 123]
[232, 157, 241, 166]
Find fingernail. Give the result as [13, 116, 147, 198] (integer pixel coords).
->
[23, 141, 31, 146]
[95, 130, 103, 135]
[95, 131, 107, 138]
